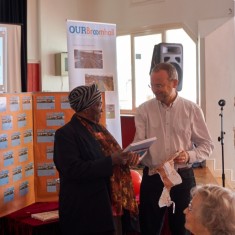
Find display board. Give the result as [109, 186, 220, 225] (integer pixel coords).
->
[0, 92, 105, 217]
[0, 93, 35, 217]
[32, 92, 74, 202]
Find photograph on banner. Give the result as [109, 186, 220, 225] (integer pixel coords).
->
[19, 147, 28, 162]
[22, 96, 32, 110]
[36, 96, 55, 110]
[23, 129, 33, 143]
[106, 104, 115, 119]
[0, 97, 7, 111]
[19, 181, 29, 196]
[10, 96, 20, 111]
[74, 49, 103, 69]
[2, 115, 13, 130]
[25, 162, 34, 177]
[3, 150, 14, 166]
[85, 73, 114, 92]
[46, 146, 54, 159]
[60, 96, 70, 109]
[17, 113, 27, 128]
[46, 112, 65, 126]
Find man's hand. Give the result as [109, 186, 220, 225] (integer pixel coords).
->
[174, 150, 189, 164]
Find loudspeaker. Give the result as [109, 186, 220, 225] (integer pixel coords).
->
[149, 43, 183, 91]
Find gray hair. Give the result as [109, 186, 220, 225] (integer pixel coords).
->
[150, 62, 178, 81]
[191, 184, 235, 235]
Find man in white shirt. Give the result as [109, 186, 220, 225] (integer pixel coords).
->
[134, 62, 214, 235]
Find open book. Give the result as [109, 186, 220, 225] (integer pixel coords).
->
[123, 137, 157, 160]
[31, 210, 59, 222]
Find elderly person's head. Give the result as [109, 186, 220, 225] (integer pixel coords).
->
[184, 184, 235, 235]
[68, 83, 102, 123]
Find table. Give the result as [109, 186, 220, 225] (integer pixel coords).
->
[0, 202, 59, 235]
[0, 201, 173, 235]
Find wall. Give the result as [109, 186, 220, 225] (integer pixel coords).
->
[82, 0, 233, 35]
[203, 18, 235, 184]
[27, 0, 234, 91]
[27, 0, 235, 184]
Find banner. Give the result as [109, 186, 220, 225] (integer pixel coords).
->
[66, 20, 122, 145]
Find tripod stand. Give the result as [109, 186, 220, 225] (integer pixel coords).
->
[218, 99, 226, 187]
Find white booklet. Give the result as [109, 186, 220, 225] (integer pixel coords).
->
[31, 210, 59, 222]
[123, 136, 157, 160]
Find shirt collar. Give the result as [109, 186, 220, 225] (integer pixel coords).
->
[159, 92, 179, 108]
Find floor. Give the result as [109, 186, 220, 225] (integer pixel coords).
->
[194, 166, 234, 190]
[193, 166, 219, 185]
[134, 166, 220, 186]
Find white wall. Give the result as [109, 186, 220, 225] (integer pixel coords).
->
[27, 0, 39, 63]
[39, 0, 82, 91]
[204, 18, 235, 182]
[83, 0, 234, 35]
[28, 0, 234, 91]
[27, 0, 85, 91]
[27, 0, 235, 183]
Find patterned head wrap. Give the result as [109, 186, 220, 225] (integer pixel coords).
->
[68, 84, 101, 112]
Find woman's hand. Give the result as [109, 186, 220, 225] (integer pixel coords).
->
[111, 151, 130, 165]
[127, 152, 140, 166]
[111, 151, 140, 166]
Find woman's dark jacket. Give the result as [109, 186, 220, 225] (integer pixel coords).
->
[53, 114, 114, 235]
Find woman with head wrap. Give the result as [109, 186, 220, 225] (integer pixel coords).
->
[184, 184, 235, 235]
[53, 84, 139, 235]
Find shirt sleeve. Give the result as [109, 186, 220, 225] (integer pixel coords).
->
[133, 104, 147, 142]
[188, 106, 214, 163]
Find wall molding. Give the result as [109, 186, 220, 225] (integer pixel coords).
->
[206, 158, 235, 190]
[130, 0, 164, 6]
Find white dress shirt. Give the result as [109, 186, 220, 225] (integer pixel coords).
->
[134, 95, 214, 169]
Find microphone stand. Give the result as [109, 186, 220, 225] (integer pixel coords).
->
[218, 100, 226, 187]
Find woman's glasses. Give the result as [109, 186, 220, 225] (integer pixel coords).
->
[188, 200, 193, 212]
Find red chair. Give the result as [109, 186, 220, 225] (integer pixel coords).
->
[130, 170, 142, 204]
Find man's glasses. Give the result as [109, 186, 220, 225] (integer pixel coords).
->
[148, 84, 163, 89]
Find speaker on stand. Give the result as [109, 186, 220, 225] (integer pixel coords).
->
[149, 43, 183, 91]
